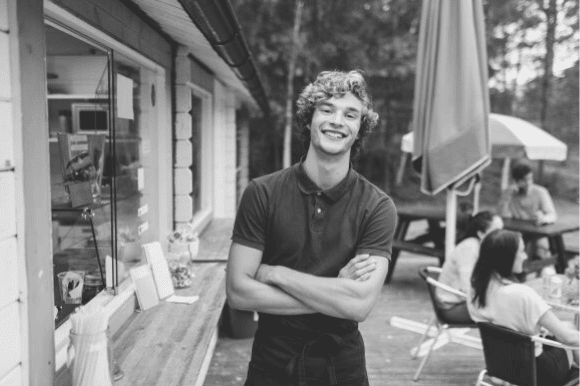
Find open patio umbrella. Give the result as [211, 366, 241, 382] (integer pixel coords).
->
[412, 0, 490, 257]
[401, 113, 568, 188]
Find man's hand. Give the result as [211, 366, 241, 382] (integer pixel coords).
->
[338, 254, 377, 282]
[533, 211, 553, 226]
[255, 264, 276, 285]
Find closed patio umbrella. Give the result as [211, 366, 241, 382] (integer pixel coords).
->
[412, 0, 490, 256]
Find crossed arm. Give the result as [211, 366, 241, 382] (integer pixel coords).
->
[226, 242, 389, 322]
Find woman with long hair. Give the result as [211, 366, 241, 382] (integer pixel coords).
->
[469, 229, 579, 385]
[436, 211, 503, 323]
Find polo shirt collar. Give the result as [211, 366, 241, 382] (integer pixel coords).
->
[295, 158, 356, 203]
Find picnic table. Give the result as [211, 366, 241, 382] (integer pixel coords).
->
[502, 218, 580, 274]
[387, 205, 450, 283]
[387, 205, 579, 283]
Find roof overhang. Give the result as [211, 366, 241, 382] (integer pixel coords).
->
[128, 0, 268, 115]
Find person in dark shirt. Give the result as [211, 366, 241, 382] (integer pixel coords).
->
[226, 70, 397, 386]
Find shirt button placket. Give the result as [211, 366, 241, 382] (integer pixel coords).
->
[313, 194, 323, 220]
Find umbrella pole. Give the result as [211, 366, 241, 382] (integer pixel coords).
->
[473, 180, 481, 213]
[395, 153, 409, 186]
[501, 158, 511, 191]
[445, 187, 457, 259]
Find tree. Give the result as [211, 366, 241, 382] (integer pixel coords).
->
[233, 0, 578, 195]
[283, 0, 304, 168]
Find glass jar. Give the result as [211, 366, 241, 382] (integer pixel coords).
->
[166, 246, 193, 288]
[82, 273, 104, 304]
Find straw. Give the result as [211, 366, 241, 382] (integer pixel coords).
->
[69, 304, 112, 386]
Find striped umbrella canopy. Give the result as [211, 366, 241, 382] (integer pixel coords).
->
[402, 113, 568, 161]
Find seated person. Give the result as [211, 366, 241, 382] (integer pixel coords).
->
[436, 211, 503, 323]
[498, 162, 556, 269]
[468, 229, 579, 386]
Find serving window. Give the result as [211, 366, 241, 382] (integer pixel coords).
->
[46, 22, 161, 328]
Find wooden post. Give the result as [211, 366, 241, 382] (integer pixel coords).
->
[445, 187, 457, 259]
[11, 0, 55, 384]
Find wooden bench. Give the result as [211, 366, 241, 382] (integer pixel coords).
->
[112, 219, 232, 386]
[387, 239, 446, 284]
[112, 262, 227, 386]
[392, 239, 445, 259]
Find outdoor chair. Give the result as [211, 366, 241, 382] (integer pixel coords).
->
[412, 266, 478, 381]
[476, 322, 579, 386]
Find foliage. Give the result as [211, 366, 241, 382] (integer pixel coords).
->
[233, 0, 579, 196]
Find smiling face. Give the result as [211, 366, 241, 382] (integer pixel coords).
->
[511, 237, 528, 273]
[309, 93, 363, 158]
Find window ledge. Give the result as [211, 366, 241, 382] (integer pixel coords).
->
[54, 219, 233, 385]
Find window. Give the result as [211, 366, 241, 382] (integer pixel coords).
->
[45, 22, 163, 328]
[176, 83, 212, 232]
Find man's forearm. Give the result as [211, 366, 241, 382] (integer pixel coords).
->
[227, 276, 315, 315]
[226, 242, 315, 315]
[261, 261, 388, 322]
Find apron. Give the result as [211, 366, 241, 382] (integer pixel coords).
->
[245, 314, 369, 386]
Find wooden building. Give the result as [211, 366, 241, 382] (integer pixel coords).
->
[0, 0, 267, 384]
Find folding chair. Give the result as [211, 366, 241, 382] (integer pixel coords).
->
[476, 322, 579, 386]
[412, 266, 479, 381]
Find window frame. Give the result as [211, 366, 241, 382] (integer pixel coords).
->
[45, 2, 170, 371]
[185, 81, 213, 234]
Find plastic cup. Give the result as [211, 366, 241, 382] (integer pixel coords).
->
[549, 275, 563, 300]
[58, 271, 85, 304]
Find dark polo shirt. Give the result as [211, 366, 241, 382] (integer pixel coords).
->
[233, 161, 397, 385]
[232, 161, 396, 277]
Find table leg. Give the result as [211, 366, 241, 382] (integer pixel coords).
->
[386, 219, 411, 284]
[551, 235, 567, 274]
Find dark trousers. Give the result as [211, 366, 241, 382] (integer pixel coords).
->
[244, 363, 369, 386]
[536, 341, 576, 386]
[439, 301, 474, 324]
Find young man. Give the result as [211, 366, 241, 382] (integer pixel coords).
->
[499, 163, 557, 226]
[226, 70, 397, 386]
[498, 162, 557, 269]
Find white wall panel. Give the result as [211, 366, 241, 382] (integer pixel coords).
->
[174, 139, 192, 167]
[0, 302, 21, 379]
[174, 168, 192, 194]
[175, 112, 191, 140]
[0, 366, 21, 386]
[0, 237, 18, 310]
[0, 0, 7, 32]
[175, 84, 191, 113]
[0, 32, 10, 100]
[174, 195, 193, 222]
[0, 101, 13, 169]
[0, 171, 16, 239]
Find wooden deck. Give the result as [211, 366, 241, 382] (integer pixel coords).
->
[204, 199, 579, 386]
[204, 256, 485, 385]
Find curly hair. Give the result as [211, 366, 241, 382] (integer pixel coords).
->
[295, 70, 379, 159]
